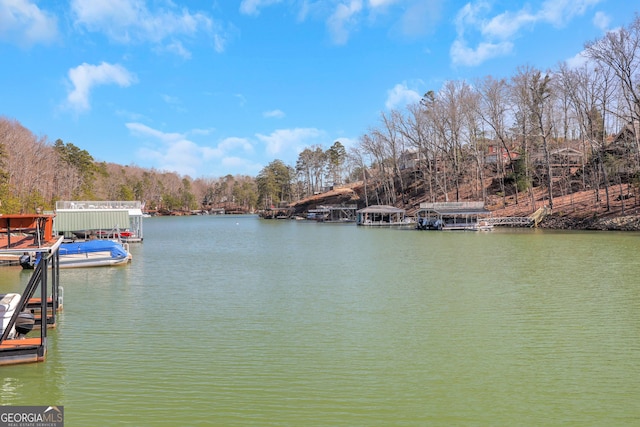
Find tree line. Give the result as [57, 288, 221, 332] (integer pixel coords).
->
[0, 117, 258, 214]
[2, 15, 640, 214]
[345, 14, 640, 212]
[254, 15, 640, 213]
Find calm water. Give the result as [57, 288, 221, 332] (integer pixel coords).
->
[1, 216, 639, 426]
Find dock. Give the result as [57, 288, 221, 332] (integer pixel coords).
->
[356, 205, 411, 227]
[308, 204, 358, 222]
[0, 214, 63, 366]
[55, 200, 145, 242]
[416, 202, 492, 231]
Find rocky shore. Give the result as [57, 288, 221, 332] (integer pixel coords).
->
[539, 213, 640, 231]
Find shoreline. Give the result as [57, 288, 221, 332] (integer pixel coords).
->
[487, 185, 640, 231]
[537, 213, 640, 231]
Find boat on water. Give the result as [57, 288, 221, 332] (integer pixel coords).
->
[57, 240, 132, 268]
[21, 240, 132, 269]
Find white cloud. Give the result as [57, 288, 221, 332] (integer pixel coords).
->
[128, 123, 212, 177]
[127, 123, 259, 177]
[451, 0, 602, 67]
[137, 141, 203, 177]
[565, 51, 588, 69]
[327, 0, 363, 45]
[0, 0, 58, 46]
[218, 137, 254, 154]
[240, 0, 442, 45]
[453, 1, 489, 37]
[368, 0, 401, 9]
[212, 34, 227, 53]
[66, 62, 137, 112]
[240, 0, 283, 16]
[126, 122, 183, 142]
[124, 123, 347, 177]
[263, 109, 286, 119]
[593, 11, 610, 32]
[481, 9, 536, 40]
[163, 41, 192, 59]
[256, 128, 325, 157]
[450, 39, 513, 67]
[385, 82, 422, 110]
[538, 0, 601, 27]
[70, 0, 228, 55]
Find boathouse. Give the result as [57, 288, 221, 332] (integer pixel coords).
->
[415, 202, 491, 231]
[356, 205, 408, 226]
[54, 201, 144, 242]
[308, 205, 357, 222]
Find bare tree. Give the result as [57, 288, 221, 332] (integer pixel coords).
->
[557, 62, 613, 211]
[477, 76, 517, 206]
[375, 110, 407, 204]
[528, 71, 556, 209]
[397, 102, 436, 202]
[511, 66, 540, 209]
[459, 84, 485, 201]
[585, 14, 640, 168]
[348, 144, 370, 206]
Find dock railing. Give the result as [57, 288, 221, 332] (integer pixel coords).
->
[484, 206, 549, 227]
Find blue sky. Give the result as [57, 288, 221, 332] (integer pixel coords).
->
[0, 1, 637, 179]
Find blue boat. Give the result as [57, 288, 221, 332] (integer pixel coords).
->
[21, 240, 132, 269]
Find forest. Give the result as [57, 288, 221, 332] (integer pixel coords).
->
[2, 15, 640, 217]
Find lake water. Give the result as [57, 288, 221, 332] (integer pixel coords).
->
[1, 216, 639, 426]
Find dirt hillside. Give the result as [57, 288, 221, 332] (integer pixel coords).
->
[488, 184, 640, 230]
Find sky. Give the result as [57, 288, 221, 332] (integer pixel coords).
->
[0, 0, 637, 179]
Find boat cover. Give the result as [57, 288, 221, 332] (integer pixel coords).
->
[60, 240, 129, 258]
[1, 293, 21, 336]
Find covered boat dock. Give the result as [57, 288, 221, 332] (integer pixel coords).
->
[356, 205, 409, 227]
[416, 202, 492, 231]
[55, 200, 144, 242]
[308, 205, 357, 222]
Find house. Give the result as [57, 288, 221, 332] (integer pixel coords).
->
[399, 149, 426, 170]
[485, 144, 520, 165]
